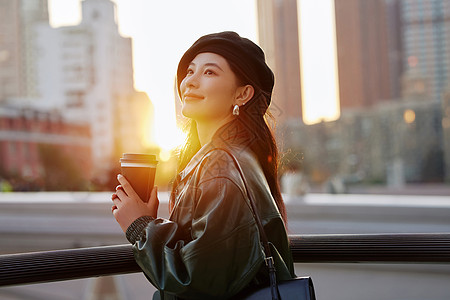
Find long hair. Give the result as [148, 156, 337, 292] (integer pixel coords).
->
[237, 89, 287, 223]
[172, 63, 287, 223]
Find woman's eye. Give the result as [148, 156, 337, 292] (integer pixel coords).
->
[204, 69, 215, 75]
[186, 69, 194, 75]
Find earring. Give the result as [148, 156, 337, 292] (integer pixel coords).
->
[232, 104, 240, 116]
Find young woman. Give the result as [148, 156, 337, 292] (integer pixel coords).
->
[111, 31, 295, 299]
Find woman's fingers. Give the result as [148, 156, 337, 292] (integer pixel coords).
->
[112, 194, 122, 207]
[111, 204, 118, 213]
[117, 174, 140, 201]
[111, 185, 126, 210]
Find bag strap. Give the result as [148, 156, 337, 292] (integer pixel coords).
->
[215, 148, 280, 300]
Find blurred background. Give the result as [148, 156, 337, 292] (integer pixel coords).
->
[1, 0, 450, 299]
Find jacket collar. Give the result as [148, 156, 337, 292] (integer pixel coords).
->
[177, 141, 215, 183]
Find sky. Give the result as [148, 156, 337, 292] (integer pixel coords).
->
[48, 0, 339, 150]
[298, 0, 340, 125]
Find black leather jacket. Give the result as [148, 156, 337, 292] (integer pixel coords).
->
[129, 134, 295, 299]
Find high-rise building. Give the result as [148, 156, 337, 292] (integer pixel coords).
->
[257, 0, 395, 122]
[0, 0, 22, 101]
[334, 0, 392, 109]
[385, 0, 403, 99]
[400, 0, 450, 103]
[256, 0, 303, 124]
[34, 0, 152, 179]
[0, 0, 48, 101]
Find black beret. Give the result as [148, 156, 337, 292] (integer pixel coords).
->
[176, 31, 274, 103]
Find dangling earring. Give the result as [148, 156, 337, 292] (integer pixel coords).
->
[232, 104, 240, 116]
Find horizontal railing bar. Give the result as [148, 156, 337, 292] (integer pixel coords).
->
[290, 233, 450, 263]
[0, 244, 140, 287]
[1, 233, 449, 287]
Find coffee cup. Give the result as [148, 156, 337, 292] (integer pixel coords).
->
[120, 153, 158, 202]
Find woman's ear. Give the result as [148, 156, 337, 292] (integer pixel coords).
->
[235, 85, 254, 106]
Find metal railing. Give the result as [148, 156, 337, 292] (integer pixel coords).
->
[1, 233, 449, 287]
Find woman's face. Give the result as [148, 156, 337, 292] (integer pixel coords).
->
[180, 52, 241, 124]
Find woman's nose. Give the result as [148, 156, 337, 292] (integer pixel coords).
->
[183, 72, 199, 88]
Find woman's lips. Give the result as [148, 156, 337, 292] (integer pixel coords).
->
[183, 93, 204, 101]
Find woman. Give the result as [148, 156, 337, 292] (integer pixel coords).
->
[112, 31, 295, 299]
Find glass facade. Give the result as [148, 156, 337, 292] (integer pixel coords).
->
[401, 0, 450, 102]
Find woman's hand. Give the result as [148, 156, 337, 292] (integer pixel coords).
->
[111, 174, 159, 233]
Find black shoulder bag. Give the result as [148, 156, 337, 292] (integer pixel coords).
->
[221, 148, 316, 300]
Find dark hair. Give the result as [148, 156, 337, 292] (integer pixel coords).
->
[173, 61, 287, 223]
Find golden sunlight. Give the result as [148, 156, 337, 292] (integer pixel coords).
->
[298, 0, 340, 125]
[154, 117, 186, 153]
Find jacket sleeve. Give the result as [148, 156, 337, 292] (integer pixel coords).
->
[131, 176, 265, 299]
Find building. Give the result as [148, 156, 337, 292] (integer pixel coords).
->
[0, 105, 91, 190]
[334, 0, 392, 109]
[34, 0, 152, 180]
[114, 91, 154, 159]
[400, 0, 450, 103]
[256, 0, 303, 124]
[256, 0, 448, 186]
[0, 0, 48, 101]
[385, 0, 404, 99]
[256, 0, 394, 122]
[283, 92, 444, 187]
